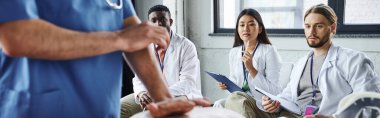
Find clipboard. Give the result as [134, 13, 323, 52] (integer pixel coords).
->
[206, 71, 243, 93]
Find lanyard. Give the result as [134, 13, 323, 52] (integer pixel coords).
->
[155, 31, 172, 72]
[241, 42, 260, 92]
[155, 48, 166, 72]
[309, 53, 319, 105]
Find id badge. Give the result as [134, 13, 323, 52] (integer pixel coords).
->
[304, 105, 318, 115]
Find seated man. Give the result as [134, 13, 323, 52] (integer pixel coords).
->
[225, 4, 380, 118]
[120, 5, 203, 118]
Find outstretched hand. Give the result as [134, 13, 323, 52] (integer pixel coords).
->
[146, 98, 211, 118]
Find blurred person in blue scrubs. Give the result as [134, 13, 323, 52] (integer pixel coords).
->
[0, 0, 210, 118]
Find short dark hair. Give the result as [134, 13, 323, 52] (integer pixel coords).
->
[148, 5, 171, 17]
[233, 8, 271, 47]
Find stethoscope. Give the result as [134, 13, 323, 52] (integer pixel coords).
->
[106, 0, 123, 9]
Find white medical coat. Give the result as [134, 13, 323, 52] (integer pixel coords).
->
[229, 44, 282, 96]
[278, 44, 380, 115]
[133, 31, 203, 99]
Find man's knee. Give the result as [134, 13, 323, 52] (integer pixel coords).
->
[226, 92, 254, 104]
[225, 92, 264, 118]
[213, 98, 227, 108]
[225, 92, 255, 109]
[120, 93, 142, 118]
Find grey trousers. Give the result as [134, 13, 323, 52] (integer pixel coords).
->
[120, 93, 143, 118]
[225, 92, 301, 118]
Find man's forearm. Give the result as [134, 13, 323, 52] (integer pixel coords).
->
[124, 46, 172, 102]
[0, 19, 120, 60]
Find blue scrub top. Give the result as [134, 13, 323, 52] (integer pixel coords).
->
[0, 0, 136, 117]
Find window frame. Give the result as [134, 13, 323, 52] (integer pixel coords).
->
[213, 0, 380, 34]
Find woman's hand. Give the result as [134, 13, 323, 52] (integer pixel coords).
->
[217, 82, 227, 90]
[242, 40, 258, 77]
[242, 51, 257, 78]
[242, 50, 255, 71]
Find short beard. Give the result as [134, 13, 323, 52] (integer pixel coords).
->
[307, 35, 330, 48]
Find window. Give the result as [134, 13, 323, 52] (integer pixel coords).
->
[336, 0, 380, 34]
[214, 0, 380, 34]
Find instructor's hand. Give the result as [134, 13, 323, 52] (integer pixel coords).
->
[147, 98, 211, 118]
[117, 22, 170, 52]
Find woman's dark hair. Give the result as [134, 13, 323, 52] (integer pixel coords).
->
[233, 8, 271, 47]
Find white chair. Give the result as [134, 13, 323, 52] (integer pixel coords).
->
[335, 92, 380, 118]
[278, 62, 294, 89]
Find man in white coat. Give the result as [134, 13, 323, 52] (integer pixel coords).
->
[120, 5, 203, 118]
[245, 4, 380, 118]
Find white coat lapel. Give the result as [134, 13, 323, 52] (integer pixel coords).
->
[321, 44, 337, 71]
[165, 31, 175, 64]
[318, 44, 337, 83]
[290, 51, 313, 99]
[251, 45, 260, 72]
